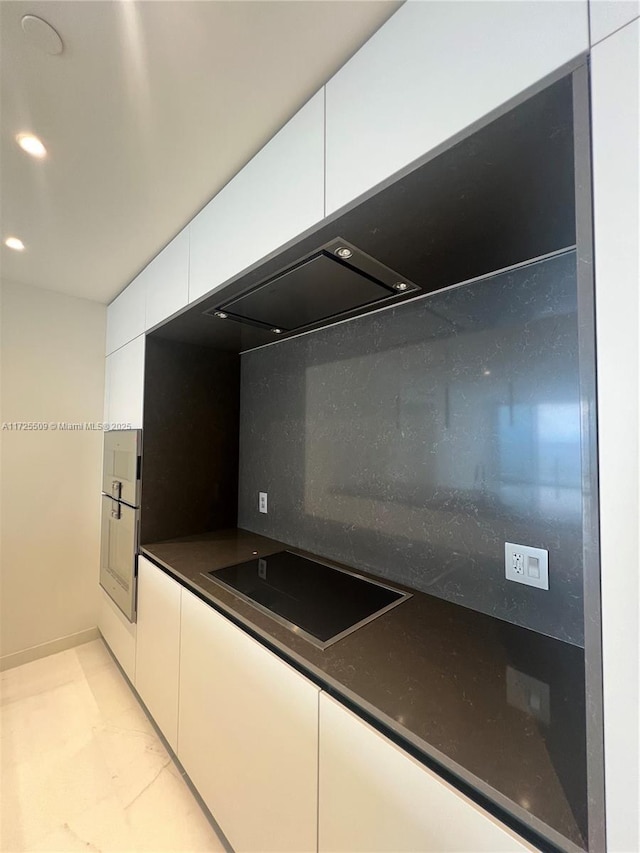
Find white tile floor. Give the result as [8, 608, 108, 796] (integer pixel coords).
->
[0, 640, 227, 852]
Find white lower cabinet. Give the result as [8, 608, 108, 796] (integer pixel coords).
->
[128, 575, 543, 851]
[134, 556, 181, 752]
[98, 587, 136, 684]
[318, 694, 532, 853]
[178, 588, 319, 853]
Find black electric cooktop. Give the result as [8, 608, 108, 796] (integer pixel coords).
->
[204, 551, 410, 648]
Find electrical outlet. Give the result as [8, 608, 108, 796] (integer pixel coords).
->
[512, 553, 525, 575]
[259, 492, 268, 514]
[505, 542, 549, 590]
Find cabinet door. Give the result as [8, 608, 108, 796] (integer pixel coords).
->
[319, 694, 532, 853]
[105, 334, 145, 428]
[178, 589, 319, 852]
[189, 90, 324, 304]
[106, 274, 146, 355]
[589, 0, 639, 44]
[325, 0, 589, 215]
[591, 19, 640, 853]
[98, 587, 136, 683]
[135, 557, 181, 751]
[145, 228, 190, 331]
[103, 351, 111, 424]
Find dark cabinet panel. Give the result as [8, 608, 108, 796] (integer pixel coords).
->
[141, 337, 240, 544]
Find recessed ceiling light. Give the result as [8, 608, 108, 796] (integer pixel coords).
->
[16, 133, 47, 158]
[5, 237, 25, 251]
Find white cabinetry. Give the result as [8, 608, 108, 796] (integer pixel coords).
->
[189, 90, 325, 304]
[145, 228, 190, 330]
[178, 589, 319, 852]
[591, 18, 640, 853]
[103, 334, 145, 428]
[134, 556, 181, 751]
[107, 224, 189, 352]
[318, 694, 531, 853]
[325, 0, 589, 214]
[98, 587, 136, 683]
[589, 0, 639, 44]
[106, 273, 146, 355]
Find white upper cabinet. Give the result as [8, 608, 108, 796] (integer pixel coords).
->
[325, 0, 589, 215]
[145, 227, 190, 331]
[188, 90, 325, 304]
[106, 273, 146, 356]
[589, 0, 639, 43]
[103, 353, 111, 424]
[319, 694, 532, 853]
[105, 334, 145, 428]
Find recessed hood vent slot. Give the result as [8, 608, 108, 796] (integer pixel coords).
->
[203, 238, 420, 336]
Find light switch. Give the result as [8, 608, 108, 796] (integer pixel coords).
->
[527, 556, 540, 579]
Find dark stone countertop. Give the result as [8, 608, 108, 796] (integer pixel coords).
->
[141, 528, 587, 853]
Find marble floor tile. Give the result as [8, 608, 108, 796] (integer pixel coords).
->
[1, 650, 84, 707]
[0, 640, 227, 853]
[75, 639, 115, 677]
[1, 678, 101, 762]
[82, 661, 142, 723]
[126, 764, 225, 852]
[25, 795, 138, 852]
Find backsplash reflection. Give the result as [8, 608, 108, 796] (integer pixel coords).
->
[239, 252, 585, 645]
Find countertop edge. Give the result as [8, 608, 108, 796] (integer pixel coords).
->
[139, 544, 582, 853]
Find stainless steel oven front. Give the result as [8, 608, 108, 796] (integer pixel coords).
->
[100, 495, 139, 621]
[100, 429, 141, 622]
[102, 429, 141, 507]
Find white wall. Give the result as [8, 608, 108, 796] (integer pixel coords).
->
[0, 280, 106, 669]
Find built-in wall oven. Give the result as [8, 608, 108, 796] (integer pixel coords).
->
[100, 429, 141, 622]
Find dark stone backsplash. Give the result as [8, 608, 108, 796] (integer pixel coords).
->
[238, 252, 586, 645]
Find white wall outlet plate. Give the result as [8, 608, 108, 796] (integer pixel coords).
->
[506, 666, 551, 724]
[259, 492, 268, 513]
[505, 542, 549, 590]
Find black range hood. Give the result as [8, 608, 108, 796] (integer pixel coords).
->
[204, 238, 420, 336]
[151, 73, 577, 354]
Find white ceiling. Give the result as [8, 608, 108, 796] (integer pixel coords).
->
[0, 0, 400, 304]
